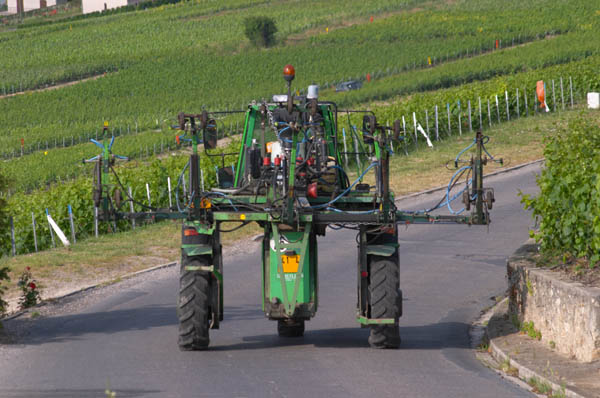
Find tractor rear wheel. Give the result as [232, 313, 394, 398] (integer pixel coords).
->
[368, 256, 401, 349]
[277, 319, 305, 337]
[178, 257, 211, 350]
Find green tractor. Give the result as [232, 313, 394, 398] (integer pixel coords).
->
[87, 65, 497, 350]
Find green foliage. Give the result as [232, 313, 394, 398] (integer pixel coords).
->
[9, 47, 600, 194]
[0, 266, 9, 315]
[526, 278, 534, 295]
[527, 377, 553, 396]
[521, 320, 542, 340]
[332, 31, 600, 109]
[0, 170, 10, 262]
[521, 116, 600, 267]
[243, 16, 277, 47]
[1, 139, 239, 256]
[1, 0, 596, 160]
[3, 126, 187, 192]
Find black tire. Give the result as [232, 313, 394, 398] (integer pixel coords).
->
[368, 256, 401, 349]
[277, 319, 305, 337]
[178, 257, 211, 351]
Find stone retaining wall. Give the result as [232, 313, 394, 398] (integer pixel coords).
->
[507, 239, 600, 363]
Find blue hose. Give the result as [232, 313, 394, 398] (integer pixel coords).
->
[404, 166, 473, 215]
[454, 139, 476, 167]
[310, 162, 379, 209]
[326, 206, 377, 214]
[206, 191, 239, 211]
[446, 166, 472, 215]
[277, 126, 292, 143]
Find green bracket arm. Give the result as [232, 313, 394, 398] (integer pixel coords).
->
[272, 222, 312, 317]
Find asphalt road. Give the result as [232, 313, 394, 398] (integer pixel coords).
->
[0, 163, 541, 398]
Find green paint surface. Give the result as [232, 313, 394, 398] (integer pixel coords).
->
[268, 230, 314, 307]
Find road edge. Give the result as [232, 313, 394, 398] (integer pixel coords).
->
[2, 261, 178, 321]
[472, 298, 588, 398]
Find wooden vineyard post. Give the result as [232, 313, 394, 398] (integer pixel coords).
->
[560, 77, 565, 111]
[412, 112, 418, 150]
[552, 79, 556, 112]
[10, 216, 16, 256]
[457, 101, 462, 136]
[569, 76, 574, 108]
[146, 183, 153, 223]
[128, 187, 135, 230]
[495, 95, 500, 123]
[342, 128, 349, 168]
[435, 105, 439, 141]
[94, 206, 99, 238]
[505, 90, 510, 121]
[32, 212, 38, 252]
[468, 100, 472, 132]
[402, 116, 408, 155]
[478, 97, 482, 130]
[446, 103, 451, 136]
[168, 177, 173, 209]
[201, 168, 205, 192]
[68, 205, 76, 244]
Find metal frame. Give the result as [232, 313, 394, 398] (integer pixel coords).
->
[86, 91, 493, 331]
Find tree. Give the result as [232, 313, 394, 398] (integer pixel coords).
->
[243, 16, 277, 48]
[0, 266, 9, 315]
[0, 171, 9, 253]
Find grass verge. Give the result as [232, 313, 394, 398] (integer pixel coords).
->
[0, 220, 261, 311]
[383, 106, 599, 196]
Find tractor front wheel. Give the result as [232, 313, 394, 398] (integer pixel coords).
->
[178, 257, 211, 350]
[368, 256, 401, 349]
[277, 319, 305, 337]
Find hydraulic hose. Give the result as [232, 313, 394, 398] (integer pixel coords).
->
[310, 162, 379, 209]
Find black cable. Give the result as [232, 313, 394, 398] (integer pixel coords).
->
[426, 167, 469, 213]
[219, 222, 250, 233]
[110, 165, 158, 211]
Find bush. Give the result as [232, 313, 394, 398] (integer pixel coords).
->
[0, 171, 12, 257]
[0, 170, 10, 314]
[0, 266, 9, 315]
[521, 115, 600, 266]
[17, 267, 40, 309]
[243, 16, 277, 48]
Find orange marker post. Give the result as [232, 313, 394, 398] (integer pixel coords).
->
[536, 80, 549, 112]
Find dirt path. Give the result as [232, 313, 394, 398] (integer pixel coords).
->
[0, 72, 112, 100]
